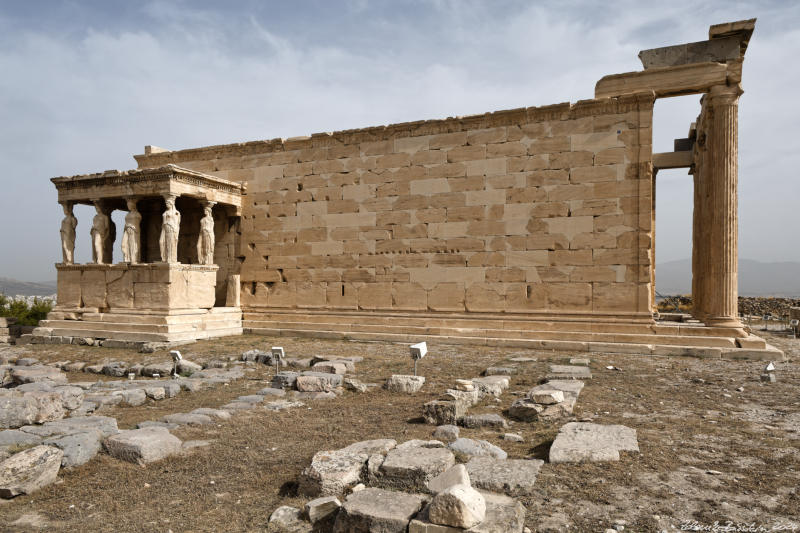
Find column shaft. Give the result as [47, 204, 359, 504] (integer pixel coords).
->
[704, 85, 742, 327]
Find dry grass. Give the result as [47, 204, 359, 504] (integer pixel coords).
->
[0, 333, 798, 532]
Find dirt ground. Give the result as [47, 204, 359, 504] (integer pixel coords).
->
[0, 330, 798, 533]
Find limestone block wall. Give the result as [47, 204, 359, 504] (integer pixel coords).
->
[56, 264, 217, 311]
[135, 93, 655, 319]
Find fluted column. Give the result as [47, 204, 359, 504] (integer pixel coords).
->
[704, 84, 742, 327]
[691, 172, 702, 317]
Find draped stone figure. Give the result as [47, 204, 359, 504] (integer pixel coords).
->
[59, 202, 77, 265]
[197, 202, 216, 265]
[159, 195, 181, 263]
[90, 202, 110, 264]
[121, 198, 141, 263]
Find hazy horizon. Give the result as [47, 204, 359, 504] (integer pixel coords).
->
[1, 1, 798, 280]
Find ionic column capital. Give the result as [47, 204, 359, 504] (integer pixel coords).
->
[708, 84, 743, 106]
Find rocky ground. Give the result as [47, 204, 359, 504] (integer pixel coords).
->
[0, 330, 798, 533]
[657, 295, 800, 318]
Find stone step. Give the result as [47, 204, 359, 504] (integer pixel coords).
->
[244, 310, 743, 338]
[48, 309, 241, 326]
[244, 319, 738, 348]
[245, 327, 782, 360]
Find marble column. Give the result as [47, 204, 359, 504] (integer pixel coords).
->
[691, 171, 703, 318]
[703, 84, 743, 327]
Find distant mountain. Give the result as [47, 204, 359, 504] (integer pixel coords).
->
[0, 277, 57, 297]
[656, 259, 800, 297]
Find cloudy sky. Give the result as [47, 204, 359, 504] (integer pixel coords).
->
[1, 0, 798, 282]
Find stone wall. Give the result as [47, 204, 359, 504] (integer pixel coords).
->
[135, 93, 654, 319]
[56, 264, 217, 311]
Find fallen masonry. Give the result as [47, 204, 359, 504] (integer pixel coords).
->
[509, 379, 585, 422]
[0, 445, 63, 498]
[546, 364, 593, 380]
[385, 374, 426, 393]
[465, 457, 544, 496]
[103, 427, 183, 465]
[281, 435, 529, 532]
[549, 422, 640, 463]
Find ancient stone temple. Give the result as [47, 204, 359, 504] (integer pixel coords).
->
[37, 166, 244, 344]
[32, 19, 781, 358]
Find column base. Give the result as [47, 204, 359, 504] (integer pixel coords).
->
[704, 315, 744, 331]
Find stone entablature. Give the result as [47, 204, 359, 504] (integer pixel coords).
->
[51, 165, 245, 213]
[56, 263, 218, 312]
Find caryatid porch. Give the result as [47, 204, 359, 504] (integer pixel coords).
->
[37, 165, 246, 345]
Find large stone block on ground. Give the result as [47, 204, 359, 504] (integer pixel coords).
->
[507, 398, 544, 422]
[409, 490, 525, 533]
[379, 445, 455, 491]
[296, 372, 342, 392]
[0, 430, 42, 448]
[460, 414, 508, 429]
[305, 495, 341, 524]
[333, 487, 426, 533]
[299, 439, 396, 497]
[449, 438, 507, 460]
[53, 385, 85, 410]
[271, 371, 299, 390]
[19, 416, 118, 438]
[385, 375, 426, 393]
[423, 400, 468, 425]
[0, 392, 64, 429]
[43, 431, 102, 468]
[429, 484, 486, 529]
[546, 364, 592, 380]
[0, 445, 63, 498]
[103, 427, 182, 465]
[432, 425, 460, 442]
[428, 463, 470, 493]
[162, 413, 214, 426]
[470, 376, 510, 397]
[269, 505, 311, 532]
[141, 362, 173, 377]
[312, 361, 350, 374]
[509, 380, 584, 422]
[299, 450, 369, 497]
[549, 422, 639, 463]
[0, 395, 39, 429]
[339, 439, 397, 456]
[10, 366, 68, 386]
[465, 457, 543, 496]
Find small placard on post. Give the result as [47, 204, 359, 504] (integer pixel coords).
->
[410, 342, 427, 359]
[271, 347, 285, 372]
[409, 342, 427, 376]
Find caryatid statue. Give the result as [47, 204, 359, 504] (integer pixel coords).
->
[90, 202, 111, 264]
[159, 194, 181, 263]
[59, 202, 77, 264]
[121, 198, 141, 263]
[197, 202, 216, 265]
